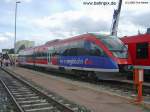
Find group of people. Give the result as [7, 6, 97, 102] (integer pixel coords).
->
[0, 57, 11, 67]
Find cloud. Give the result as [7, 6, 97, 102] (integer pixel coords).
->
[27, 0, 150, 38]
[0, 0, 150, 51]
[130, 12, 150, 28]
[0, 36, 8, 42]
[119, 10, 150, 36]
[5, 32, 14, 38]
[0, 32, 14, 42]
[4, 0, 32, 3]
[32, 10, 111, 38]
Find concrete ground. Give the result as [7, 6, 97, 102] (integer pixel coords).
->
[7, 67, 150, 112]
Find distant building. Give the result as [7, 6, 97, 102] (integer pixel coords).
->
[2, 49, 9, 54]
[16, 40, 35, 53]
[147, 28, 150, 34]
[0, 53, 2, 57]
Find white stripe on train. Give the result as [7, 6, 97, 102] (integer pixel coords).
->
[19, 62, 119, 72]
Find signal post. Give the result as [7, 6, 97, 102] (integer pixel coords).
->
[133, 66, 144, 104]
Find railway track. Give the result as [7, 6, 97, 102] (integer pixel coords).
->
[0, 68, 90, 112]
[0, 81, 17, 112]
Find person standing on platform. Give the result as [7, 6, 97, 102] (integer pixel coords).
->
[0, 58, 2, 67]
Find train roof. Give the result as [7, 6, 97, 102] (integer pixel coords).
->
[20, 33, 116, 52]
[121, 34, 150, 43]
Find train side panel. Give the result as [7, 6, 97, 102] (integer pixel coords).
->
[18, 33, 131, 74]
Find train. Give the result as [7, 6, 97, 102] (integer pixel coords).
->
[18, 33, 132, 78]
[121, 32, 150, 78]
[121, 34, 150, 67]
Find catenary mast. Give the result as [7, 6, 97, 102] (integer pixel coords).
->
[111, 0, 122, 36]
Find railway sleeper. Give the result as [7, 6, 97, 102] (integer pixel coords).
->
[18, 99, 46, 104]
[11, 89, 31, 93]
[17, 97, 41, 102]
[12, 91, 33, 95]
[1, 68, 87, 112]
[14, 93, 36, 97]
[16, 96, 39, 100]
[22, 103, 52, 110]
[21, 102, 49, 108]
[25, 106, 55, 112]
[13, 92, 36, 96]
[8, 86, 27, 89]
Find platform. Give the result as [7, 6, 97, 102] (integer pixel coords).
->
[5, 67, 150, 112]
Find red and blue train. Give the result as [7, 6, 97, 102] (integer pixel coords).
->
[18, 33, 132, 77]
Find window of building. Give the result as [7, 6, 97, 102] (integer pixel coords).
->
[136, 42, 148, 59]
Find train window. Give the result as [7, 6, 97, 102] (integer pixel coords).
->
[61, 41, 89, 56]
[61, 41, 82, 56]
[84, 41, 106, 56]
[84, 41, 90, 48]
[37, 52, 40, 57]
[61, 40, 105, 56]
[39, 53, 42, 57]
[34, 52, 37, 56]
[41, 52, 44, 57]
[62, 49, 70, 56]
[90, 42, 106, 56]
[44, 52, 47, 57]
[77, 48, 89, 56]
[136, 42, 148, 59]
[68, 48, 78, 56]
[100, 38, 128, 58]
[35, 52, 37, 57]
[43, 52, 46, 57]
[37, 53, 40, 57]
[101, 37, 126, 51]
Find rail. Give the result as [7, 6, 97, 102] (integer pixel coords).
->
[0, 67, 88, 112]
[0, 79, 24, 112]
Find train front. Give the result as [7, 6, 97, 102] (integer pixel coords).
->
[95, 34, 132, 73]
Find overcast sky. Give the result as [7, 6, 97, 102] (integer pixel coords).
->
[0, 0, 150, 51]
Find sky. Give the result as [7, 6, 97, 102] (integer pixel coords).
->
[0, 0, 150, 51]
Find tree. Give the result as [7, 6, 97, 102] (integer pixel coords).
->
[8, 49, 14, 54]
[17, 44, 25, 53]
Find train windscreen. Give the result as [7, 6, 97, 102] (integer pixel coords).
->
[101, 37, 128, 58]
[95, 34, 128, 58]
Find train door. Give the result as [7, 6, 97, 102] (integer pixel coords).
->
[33, 49, 35, 67]
[47, 52, 50, 64]
[47, 47, 54, 64]
[149, 42, 150, 61]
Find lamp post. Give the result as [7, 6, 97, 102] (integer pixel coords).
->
[14, 1, 21, 67]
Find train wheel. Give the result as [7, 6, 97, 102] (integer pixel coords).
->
[87, 72, 97, 81]
[127, 75, 133, 80]
[126, 72, 133, 80]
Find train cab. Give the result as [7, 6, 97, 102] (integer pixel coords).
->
[93, 34, 132, 72]
[121, 34, 150, 67]
[121, 33, 150, 78]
